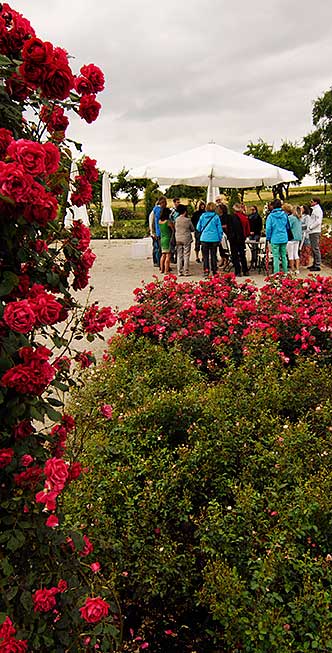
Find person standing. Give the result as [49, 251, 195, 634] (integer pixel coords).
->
[149, 200, 160, 267]
[286, 205, 302, 274]
[170, 197, 180, 264]
[299, 204, 312, 267]
[159, 205, 174, 274]
[227, 203, 250, 276]
[197, 202, 223, 278]
[265, 199, 289, 273]
[192, 200, 206, 263]
[248, 205, 262, 240]
[175, 204, 194, 276]
[307, 197, 323, 271]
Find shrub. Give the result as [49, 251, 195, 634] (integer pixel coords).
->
[0, 4, 119, 651]
[66, 336, 332, 652]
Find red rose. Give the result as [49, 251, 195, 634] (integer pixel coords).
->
[0, 616, 16, 640]
[35, 489, 57, 511]
[0, 448, 14, 468]
[0, 5, 35, 56]
[80, 248, 96, 271]
[45, 514, 59, 528]
[0, 162, 33, 203]
[14, 466, 43, 489]
[71, 220, 91, 250]
[19, 60, 45, 87]
[20, 454, 33, 467]
[22, 37, 53, 64]
[57, 579, 68, 593]
[1, 346, 55, 396]
[79, 63, 105, 93]
[23, 190, 58, 226]
[3, 299, 36, 333]
[7, 139, 47, 176]
[100, 404, 113, 419]
[78, 94, 101, 124]
[90, 562, 101, 573]
[79, 534, 94, 557]
[44, 457, 69, 492]
[43, 141, 60, 174]
[40, 105, 69, 134]
[30, 293, 62, 326]
[41, 48, 74, 100]
[82, 156, 99, 183]
[75, 350, 94, 369]
[74, 76, 93, 95]
[79, 597, 110, 623]
[5, 72, 30, 101]
[68, 461, 83, 481]
[71, 175, 92, 207]
[32, 587, 58, 613]
[0, 638, 28, 652]
[0, 127, 13, 159]
[13, 419, 34, 440]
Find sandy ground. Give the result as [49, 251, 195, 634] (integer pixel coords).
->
[77, 238, 331, 357]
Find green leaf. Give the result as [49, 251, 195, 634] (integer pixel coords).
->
[0, 271, 19, 297]
[0, 55, 13, 65]
[44, 404, 62, 422]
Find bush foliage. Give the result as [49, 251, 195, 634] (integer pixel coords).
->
[67, 334, 332, 652]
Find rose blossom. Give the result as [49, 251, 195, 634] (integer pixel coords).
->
[3, 300, 36, 333]
[90, 562, 101, 573]
[32, 587, 58, 613]
[13, 419, 34, 440]
[40, 105, 69, 134]
[45, 514, 59, 528]
[30, 292, 62, 326]
[100, 404, 113, 419]
[23, 190, 58, 226]
[41, 47, 74, 100]
[78, 94, 101, 124]
[79, 597, 110, 623]
[79, 535, 94, 557]
[7, 139, 46, 176]
[0, 162, 33, 203]
[22, 37, 53, 64]
[0, 616, 16, 640]
[44, 457, 69, 492]
[43, 141, 60, 174]
[20, 454, 33, 467]
[0, 127, 13, 159]
[0, 448, 14, 468]
[35, 489, 58, 511]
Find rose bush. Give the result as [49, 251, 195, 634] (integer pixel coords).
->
[0, 4, 119, 651]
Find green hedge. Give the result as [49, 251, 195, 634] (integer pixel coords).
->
[65, 336, 332, 652]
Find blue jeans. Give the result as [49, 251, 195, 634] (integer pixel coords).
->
[271, 243, 288, 273]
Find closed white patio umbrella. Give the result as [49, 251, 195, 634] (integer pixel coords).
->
[128, 142, 297, 197]
[100, 171, 114, 241]
[64, 160, 90, 228]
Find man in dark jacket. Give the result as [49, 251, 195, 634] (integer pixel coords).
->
[226, 204, 249, 276]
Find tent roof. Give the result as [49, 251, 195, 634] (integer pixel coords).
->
[128, 142, 297, 188]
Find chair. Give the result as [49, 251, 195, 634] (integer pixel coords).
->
[256, 238, 273, 274]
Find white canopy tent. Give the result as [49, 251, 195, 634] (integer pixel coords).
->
[128, 142, 297, 199]
[100, 171, 114, 241]
[64, 160, 90, 229]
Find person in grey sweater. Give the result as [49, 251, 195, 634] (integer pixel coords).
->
[175, 204, 195, 276]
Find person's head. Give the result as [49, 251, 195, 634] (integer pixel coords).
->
[158, 196, 167, 208]
[233, 203, 243, 213]
[311, 196, 321, 206]
[219, 203, 228, 216]
[301, 204, 310, 215]
[173, 197, 180, 208]
[215, 196, 222, 205]
[282, 202, 292, 215]
[250, 205, 258, 214]
[272, 198, 282, 210]
[206, 201, 216, 212]
[177, 204, 187, 216]
[292, 205, 301, 219]
[198, 200, 206, 211]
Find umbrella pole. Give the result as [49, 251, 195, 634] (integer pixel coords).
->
[107, 225, 110, 241]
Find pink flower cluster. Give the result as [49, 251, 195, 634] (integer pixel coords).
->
[0, 616, 27, 652]
[117, 274, 332, 366]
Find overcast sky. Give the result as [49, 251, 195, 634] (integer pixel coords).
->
[14, 0, 332, 177]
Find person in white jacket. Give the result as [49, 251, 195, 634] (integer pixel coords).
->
[307, 197, 323, 271]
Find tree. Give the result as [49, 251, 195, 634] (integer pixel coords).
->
[303, 87, 332, 192]
[112, 167, 147, 212]
[165, 184, 206, 206]
[144, 179, 160, 225]
[245, 138, 308, 199]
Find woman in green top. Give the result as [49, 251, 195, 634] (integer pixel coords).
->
[159, 207, 174, 274]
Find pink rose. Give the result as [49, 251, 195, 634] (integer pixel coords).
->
[100, 404, 113, 419]
[0, 448, 14, 468]
[44, 457, 69, 492]
[57, 579, 68, 593]
[79, 597, 110, 623]
[3, 300, 36, 333]
[46, 514, 59, 528]
[20, 454, 33, 467]
[79, 535, 94, 557]
[90, 562, 101, 573]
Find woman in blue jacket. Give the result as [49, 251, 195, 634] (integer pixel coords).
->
[265, 199, 289, 273]
[197, 202, 223, 277]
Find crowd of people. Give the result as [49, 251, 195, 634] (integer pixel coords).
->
[149, 194, 323, 278]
